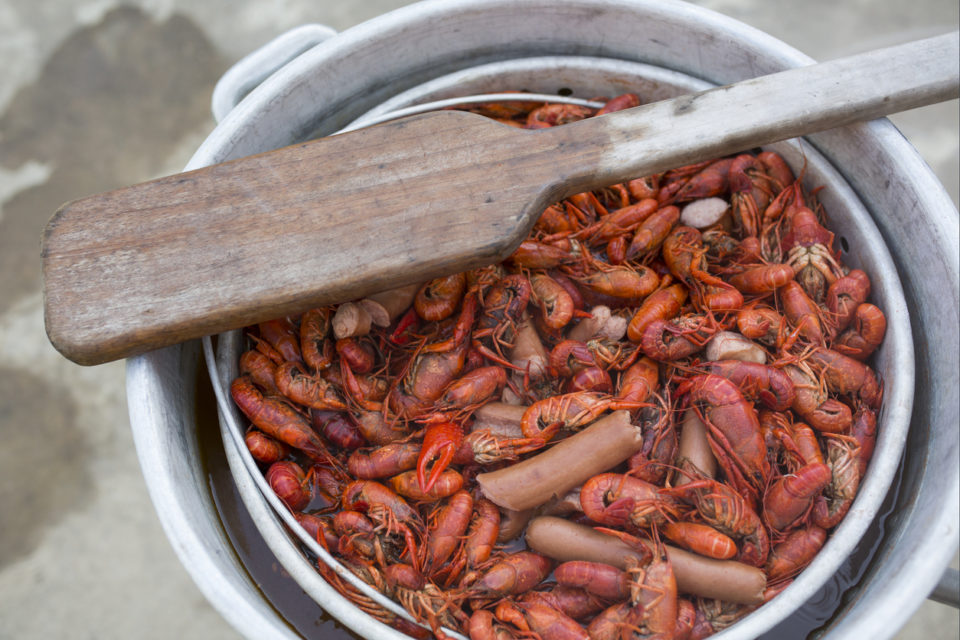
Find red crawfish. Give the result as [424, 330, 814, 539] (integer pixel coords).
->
[626, 283, 688, 343]
[623, 542, 678, 640]
[553, 560, 631, 601]
[762, 462, 832, 532]
[257, 317, 302, 364]
[230, 376, 338, 465]
[681, 374, 770, 500]
[519, 391, 644, 442]
[274, 360, 348, 410]
[662, 225, 743, 312]
[391, 468, 465, 502]
[239, 349, 280, 395]
[625, 204, 681, 259]
[812, 434, 862, 529]
[515, 594, 591, 640]
[662, 521, 738, 560]
[779, 280, 828, 348]
[640, 313, 723, 361]
[347, 443, 420, 479]
[299, 307, 334, 372]
[834, 303, 886, 360]
[244, 429, 289, 464]
[415, 273, 467, 322]
[826, 269, 871, 333]
[451, 497, 500, 588]
[766, 525, 827, 583]
[627, 394, 677, 485]
[807, 347, 883, 411]
[784, 364, 853, 434]
[672, 157, 735, 203]
[663, 473, 770, 567]
[702, 360, 795, 412]
[311, 410, 365, 450]
[530, 272, 576, 329]
[468, 551, 553, 599]
[424, 490, 473, 576]
[266, 460, 311, 511]
[727, 263, 795, 295]
[579, 472, 680, 530]
[530, 585, 608, 622]
[780, 188, 845, 302]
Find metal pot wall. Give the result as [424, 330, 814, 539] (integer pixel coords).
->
[125, 1, 959, 638]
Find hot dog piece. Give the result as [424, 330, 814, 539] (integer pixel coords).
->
[476, 411, 642, 512]
[675, 408, 716, 486]
[525, 517, 766, 605]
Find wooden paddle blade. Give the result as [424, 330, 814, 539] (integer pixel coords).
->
[41, 110, 574, 365]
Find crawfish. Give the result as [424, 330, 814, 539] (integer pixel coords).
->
[519, 391, 641, 442]
[825, 269, 871, 333]
[703, 360, 795, 412]
[477, 274, 532, 356]
[627, 394, 677, 485]
[626, 283, 688, 343]
[728, 153, 774, 238]
[762, 462, 832, 532]
[415, 273, 467, 321]
[510, 240, 578, 270]
[579, 472, 680, 530]
[625, 204, 680, 259]
[766, 525, 827, 583]
[580, 198, 659, 244]
[515, 595, 591, 640]
[554, 560, 631, 601]
[468, 551, 553, 599]
[662, 521, 738, 560]
[257, 317, 302, 363]
[452, 497, 500, 587]
[664, 473, 770, 567]
[623, 543, 678, 640]
[808, 347, 883, 411]
[683, 374, 770, 499]
[530, 272, 576, 329]
[662, 225, 743, 312]
[274, 360, 348, 410]
[641, 313, 721, 361]
[312, 409, 365, 450]
[834, 303, 886, 360]
[347, 443, 420, 479]
[783, 364, 853, 434]
[781, 197, 844, 302]
[299, 307, 334, 371]
[727, 264, 795, 295]
[239, 348, 280, 394]
[266, 460, 312, 511]
[391, 468, 465, 502]
[812, 434, 862, 529]
[672, 157, 735, 203]
[244, 429, 289, 464]
[425, 490, 474, 575]
[230, 376, 337, 464]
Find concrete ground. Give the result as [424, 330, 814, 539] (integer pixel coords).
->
[0, 0, 956, 638]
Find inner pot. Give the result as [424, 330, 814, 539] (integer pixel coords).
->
[208, 54, 911, 640]
[125, 1, 959, 639]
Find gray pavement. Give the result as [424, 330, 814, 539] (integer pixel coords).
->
[0, 0, 957, 638]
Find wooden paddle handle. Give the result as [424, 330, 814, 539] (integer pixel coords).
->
[42, 32, 958, 365]
[553, 31, 960, 190]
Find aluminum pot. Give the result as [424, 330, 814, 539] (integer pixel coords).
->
[125, 1, 959, 638]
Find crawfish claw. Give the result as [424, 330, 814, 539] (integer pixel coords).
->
[417, 421, 463, 493]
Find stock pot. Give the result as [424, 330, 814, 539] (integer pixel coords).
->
[125, 1, 959, 638]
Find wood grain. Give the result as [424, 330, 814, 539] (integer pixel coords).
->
[42, 32, 958, 365]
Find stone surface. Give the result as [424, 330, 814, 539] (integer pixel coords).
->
[0, 1, 956, 639]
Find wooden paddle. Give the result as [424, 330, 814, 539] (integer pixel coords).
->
[42, 32, 958, 365]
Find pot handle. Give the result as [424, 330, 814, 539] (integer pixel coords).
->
[930, 566, 960, 608]
[211, 24, 337, 123]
